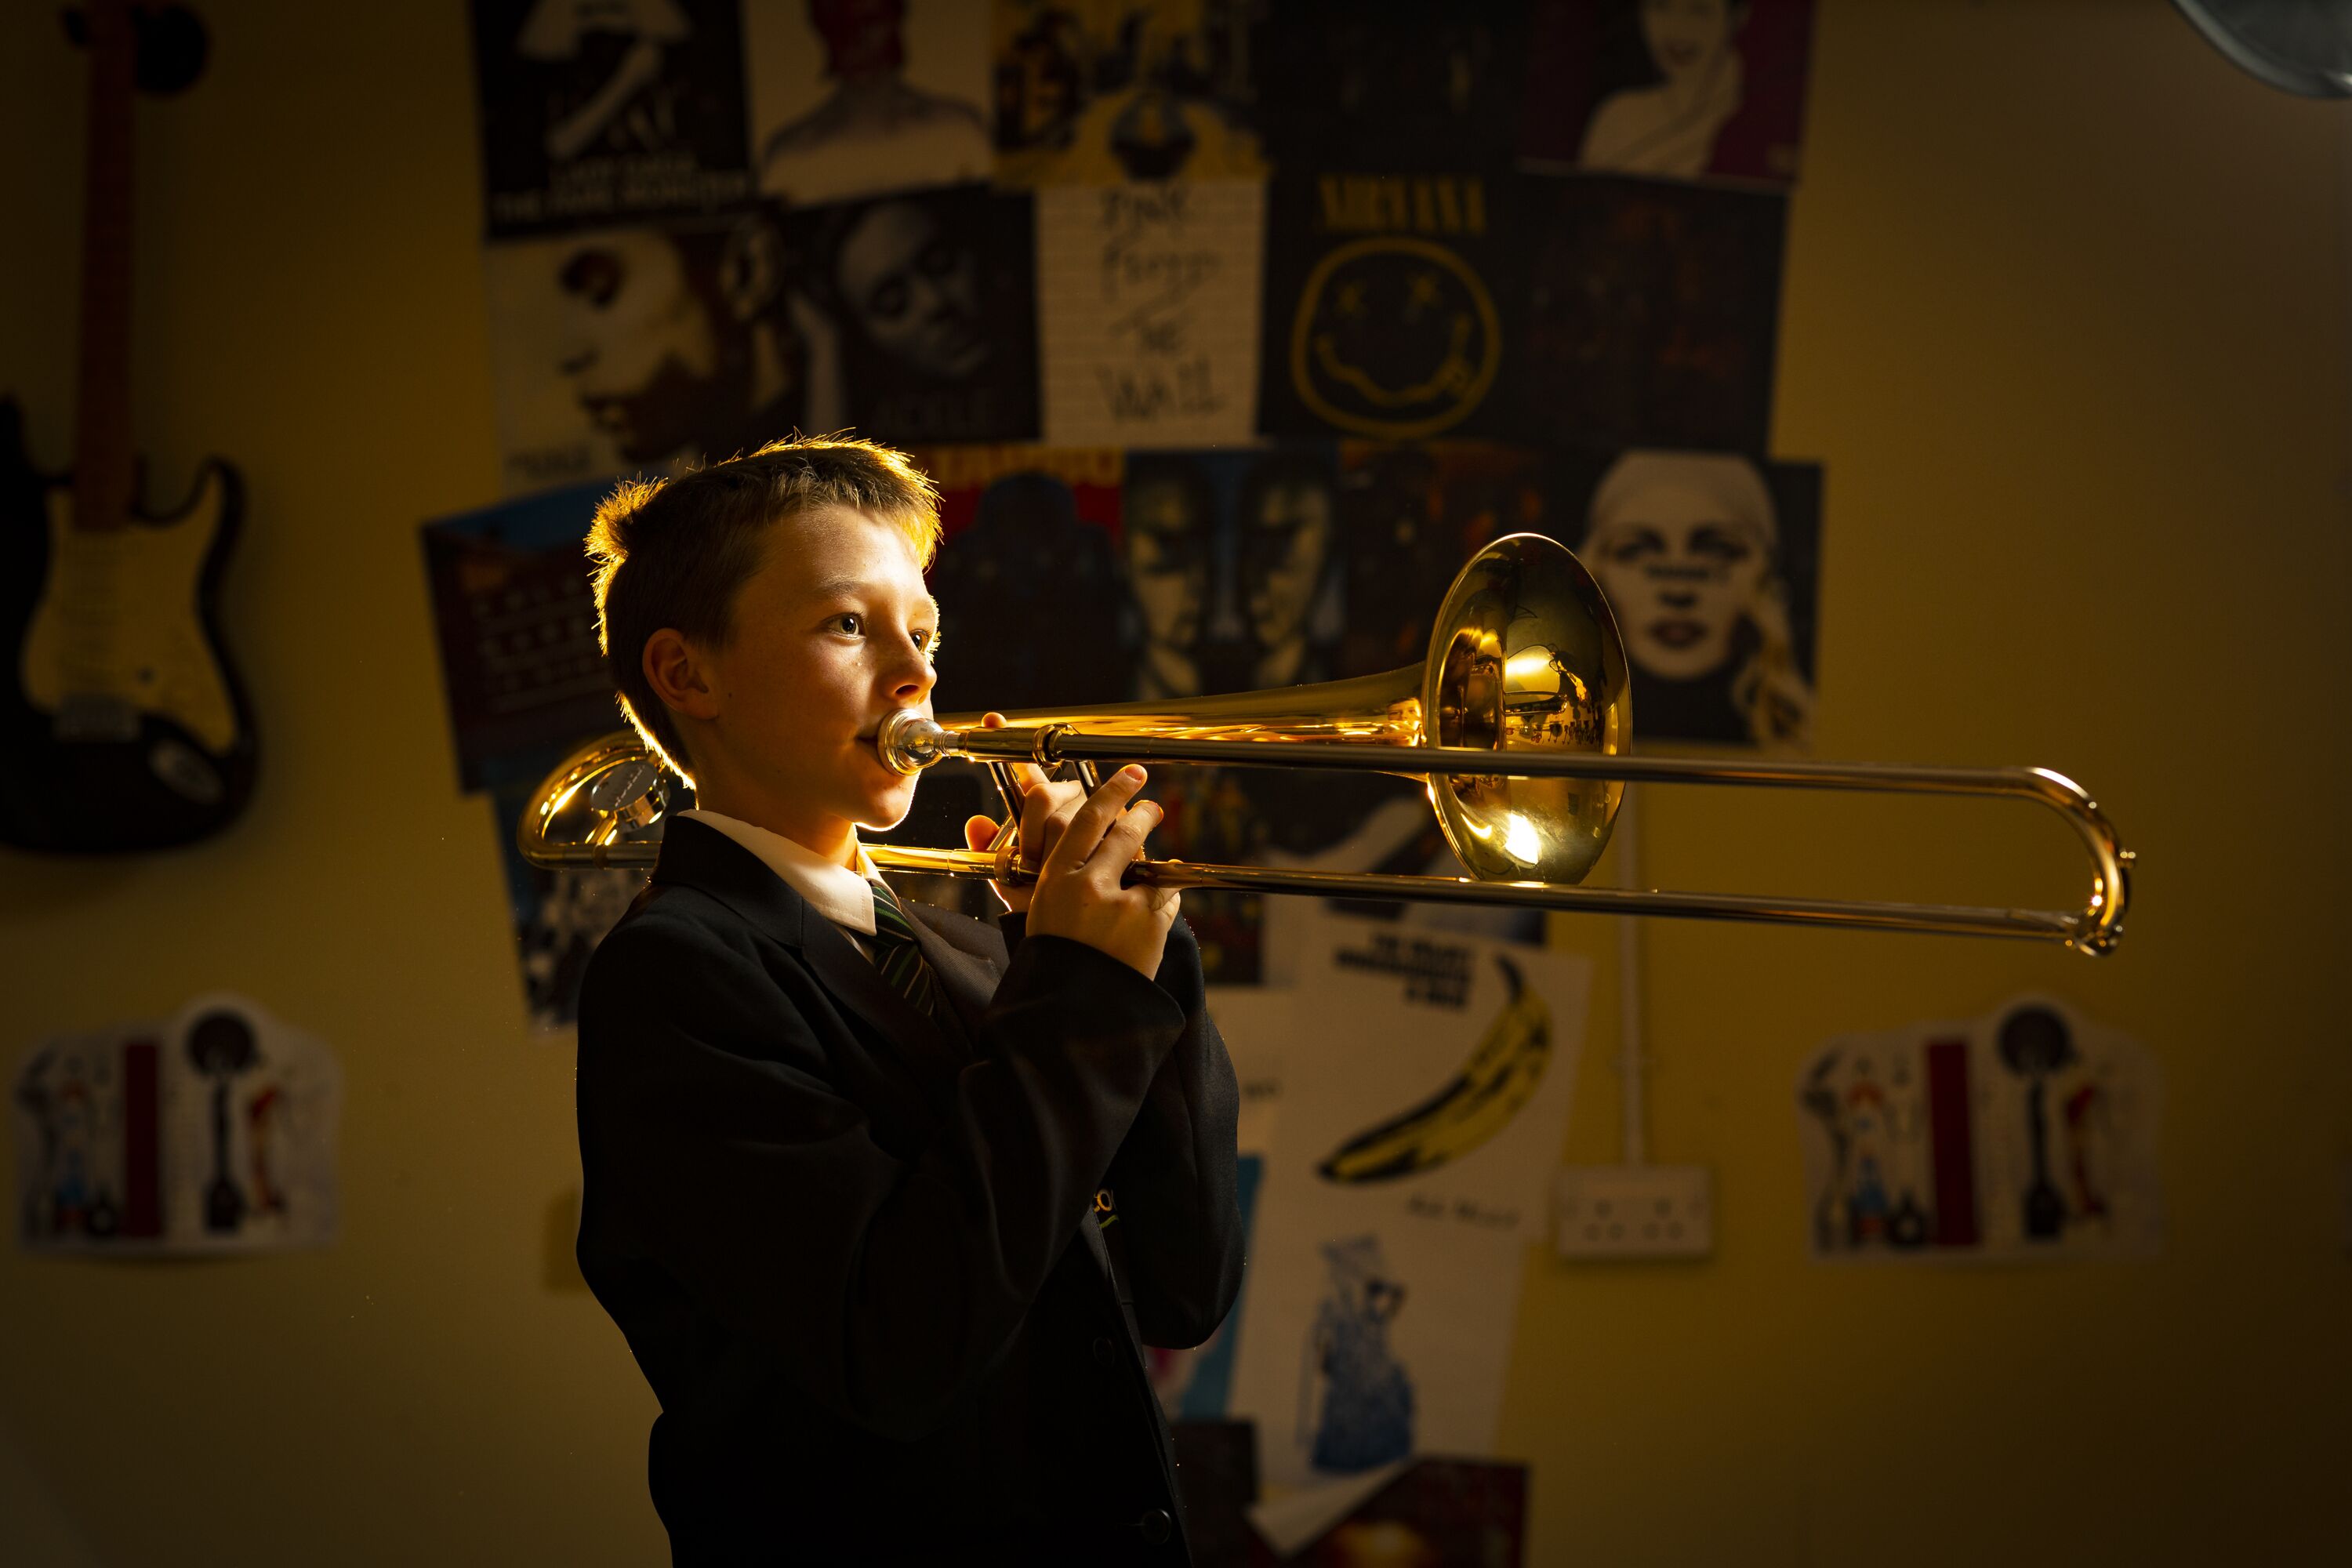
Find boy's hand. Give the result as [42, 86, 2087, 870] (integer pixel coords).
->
[962, 712, 1086, 914]
[1020, 765, 1181, 978]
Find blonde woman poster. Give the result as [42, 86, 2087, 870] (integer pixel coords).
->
[1575, 448, 1822, 748]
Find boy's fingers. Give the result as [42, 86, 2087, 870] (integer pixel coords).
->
[1087, 799, 1162, 880]
[1020, 778, 1083, 869]
[1044, 766, 1147, 877]
[964, 815, 999, 853]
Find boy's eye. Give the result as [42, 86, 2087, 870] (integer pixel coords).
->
[828, 613, 863, 636]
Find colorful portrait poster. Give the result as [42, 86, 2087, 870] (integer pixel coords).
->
[1796, 995, 2164, 1261]
[782, 184, 1042, 444]
[993, 0, 1267, 185]
[13, 996, 341, 1255]
[1520, 174, 1788, 456]
[470, 0, 754, 238]
[421, 480, 619, 792]
[1258, 3, 1532, 170]
[1034, 180, 1265, 448]
[1250, 1458, 1530, 1566]
[481, 215, 837, 494]
[745, 0, 993, 205]
[1549, 448, 1823, 750]
[1521, 0, 1817, 185]
[1257, 171, 1525, 444]
[1226, 916, 1591, 1490]
[489, 759, 649, 1033]
[421, 486, 644, 1031]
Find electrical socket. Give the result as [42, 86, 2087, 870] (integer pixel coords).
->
[1553, 1164, 1714, 1260]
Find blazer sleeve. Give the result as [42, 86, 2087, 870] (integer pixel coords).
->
[576, 909, 1187, 1443]
[1003, 913, 1245, 1349]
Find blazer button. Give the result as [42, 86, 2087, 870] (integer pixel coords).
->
[1091, 1336, 1117, 1366]
[1136, 1508, 1172, 1544]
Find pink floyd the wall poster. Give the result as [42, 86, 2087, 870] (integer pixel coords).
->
[470, 0, 754, 238]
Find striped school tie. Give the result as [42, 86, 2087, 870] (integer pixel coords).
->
[867, 880, 938, 1018]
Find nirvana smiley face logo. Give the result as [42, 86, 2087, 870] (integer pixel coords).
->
[1289, 237, 1502, 439]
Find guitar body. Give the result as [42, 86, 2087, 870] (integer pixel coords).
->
[1, 398, 257, 851]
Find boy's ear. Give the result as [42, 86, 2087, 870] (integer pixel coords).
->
[642, 629, 720, 721]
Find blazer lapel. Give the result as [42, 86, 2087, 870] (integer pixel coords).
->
[652, 819, 965, 1088]
[906, 902, 1006, 1056]
[798, 913, 968, 1087]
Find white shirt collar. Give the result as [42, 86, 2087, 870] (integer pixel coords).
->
[676, 809, 882, 935]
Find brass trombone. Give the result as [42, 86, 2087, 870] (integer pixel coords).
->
[521, 535, 2131, 954]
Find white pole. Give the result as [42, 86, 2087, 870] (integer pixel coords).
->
[1614, 786, 1647, 1167]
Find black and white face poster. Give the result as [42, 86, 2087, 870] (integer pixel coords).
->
[470, 0, 754, 238]
[783, 184, 1041, 444]
[482, 216, 827, 492]
[1555, 447, 1822, 750]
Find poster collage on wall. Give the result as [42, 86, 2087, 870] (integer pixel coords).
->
[430, 0, 1828, 1036]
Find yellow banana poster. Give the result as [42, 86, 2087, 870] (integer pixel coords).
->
[1224, 912, 1591, 1494]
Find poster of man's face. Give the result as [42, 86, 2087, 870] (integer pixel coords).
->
[470, 0, 754, 237]
[746, 0, 993, 205]
[483, 218, 815, 492]
[993, 0, 1268, 185]
[786, 184, 1041, 444]
[1552, 448, 1823, 750]
[1521, 174, 1786, 456]
[1519, 0, 1817, 185]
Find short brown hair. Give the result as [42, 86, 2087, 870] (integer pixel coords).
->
[586, 434, 942, 782]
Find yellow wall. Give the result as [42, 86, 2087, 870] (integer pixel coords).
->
[2, 3, 2343, 1563]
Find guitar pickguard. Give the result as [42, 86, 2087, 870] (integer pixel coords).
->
[21, 468, 238, 753]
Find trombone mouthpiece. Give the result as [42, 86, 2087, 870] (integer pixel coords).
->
[877, 710, 950, 775]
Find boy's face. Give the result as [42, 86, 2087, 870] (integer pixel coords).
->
[699, 505, 939, 840]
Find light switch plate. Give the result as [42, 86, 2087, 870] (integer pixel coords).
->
[1554, 1164, 1714, 1260]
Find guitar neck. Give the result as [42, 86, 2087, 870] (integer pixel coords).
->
[74, 0, 138, 534]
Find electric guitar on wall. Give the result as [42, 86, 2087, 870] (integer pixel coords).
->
[0, 0, 256, 852]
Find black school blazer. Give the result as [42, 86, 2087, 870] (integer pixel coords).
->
[575, 818, 1244, 1564]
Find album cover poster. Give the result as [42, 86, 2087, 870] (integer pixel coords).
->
[1251, 1460, 1530, 1566]
[470, 0, 754, 238]
[420, 479, 619, 792]
[993, 0, 1268, 186]
[1256, 1, 1531, 171]
[14, 997, 343, 1255]
[489, 757, 648, 1033]
[1796, 995, 2162, 1261]
[1225, 916, 1590, 1491]
[1520, 0, 1817, 185]
[1545, 448, 1820, 750]
[746, 0, 993, 205]
[1256, 170, 1527, 444]
[783, 185, 1042, 444]
[482, 216, 835, 495]
[865, 445, 1126, 916]
[1519, 173, 1786, 456]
